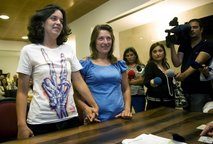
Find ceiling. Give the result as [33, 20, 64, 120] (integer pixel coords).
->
[109, 0, 213, 32]
[0, 0, 108, 41]
[1, 0, 212, 42]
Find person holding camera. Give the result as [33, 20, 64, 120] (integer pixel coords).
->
[169, 18, 212, 112]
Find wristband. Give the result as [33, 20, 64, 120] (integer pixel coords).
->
[191, 61, 203, 69]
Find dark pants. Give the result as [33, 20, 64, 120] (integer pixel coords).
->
[146, 100, 175, 110]
[184, 93, 210, 112]
[131, 95, 145, 112]
[28, 117, 81, 136]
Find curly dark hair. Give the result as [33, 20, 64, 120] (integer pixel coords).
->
[89, 24, 117, 64]
[27, 4, 71, 45]
[148, 42, 170, 69]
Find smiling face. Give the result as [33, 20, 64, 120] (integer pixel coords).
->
[96, 30, 112, 56]
[151, 46, 165, 62]
[43, 10, 63, 40]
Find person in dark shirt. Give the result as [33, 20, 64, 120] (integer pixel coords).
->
[169, 18, 212, 112]
[144, 42, 175, 110]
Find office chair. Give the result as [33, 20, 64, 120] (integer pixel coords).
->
[0, 97, 17, 142]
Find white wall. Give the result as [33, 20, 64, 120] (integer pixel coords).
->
[119, 3, 213, 72]
[0, 40, 27, 75]
[69, 0, 151, 59]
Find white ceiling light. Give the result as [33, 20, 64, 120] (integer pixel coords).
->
[0, 15, 10, 20]
[21, 36, 28, 40]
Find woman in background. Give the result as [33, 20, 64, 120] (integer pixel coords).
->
[144, 42, 175, 110]
[78, 24, 132, 122]
[0, 80, 5, 98]
[123, 47, 146, 112]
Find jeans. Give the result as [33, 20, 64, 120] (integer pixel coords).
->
[131, 95, 145, 112]
[146, 99, 175, 110]
[184, 93, 210, 112]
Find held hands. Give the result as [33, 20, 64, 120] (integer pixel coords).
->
[84, 105, 100, 124]
[115, 108, 132, 119]
[17, 125, 34, 139]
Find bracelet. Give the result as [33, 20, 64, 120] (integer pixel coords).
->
[191, 61, 203, 69]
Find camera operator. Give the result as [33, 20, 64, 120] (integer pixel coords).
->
[168, 18, 212, 112]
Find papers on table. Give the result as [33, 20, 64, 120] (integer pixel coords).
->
[122, 121, 213, 144]
[196, 124, 207, 130]
[198, 136, 213, 144]
[196, 121, 213, 130]
[122, 134, 187, 144]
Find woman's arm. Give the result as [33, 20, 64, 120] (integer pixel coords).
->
[74, 91, 100, 123]
[16, 73, 34, 139]
[144, 62, 159, 88]
[129, 75, 144, 85]
[72, 71, 99, 121]
[0, 86, 5, 96]
[176, 51, 211, 81]
[116, 71, 132, 119]
[169, 44, 184, 67]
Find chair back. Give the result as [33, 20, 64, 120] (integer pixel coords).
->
[0, 97, 17, 142]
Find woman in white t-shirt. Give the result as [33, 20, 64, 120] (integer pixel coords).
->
[16, 4, 98, 139]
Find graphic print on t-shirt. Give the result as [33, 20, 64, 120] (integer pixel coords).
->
[41, 48, 71, 119]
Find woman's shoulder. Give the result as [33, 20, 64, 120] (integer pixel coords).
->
[22, 43, 38, 49]
[61, 43, 75, 51]
[114, 60, 127, 72]
[21, 44, 40, 53]
[144, 62, 157, 73]
[146, 61, 156, 67]
[80, 57, 92, 67]
[79, 57, 93, 74]
[116, 59, 126, 66]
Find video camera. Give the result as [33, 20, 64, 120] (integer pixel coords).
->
[165, 17, 191, 47]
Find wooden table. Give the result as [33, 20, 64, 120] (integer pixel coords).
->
[4, 107, 213, 144]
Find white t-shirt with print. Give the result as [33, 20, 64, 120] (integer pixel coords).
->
[17, 44, 82, 124]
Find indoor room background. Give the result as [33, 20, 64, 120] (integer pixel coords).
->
[0, 0, 212, 76]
